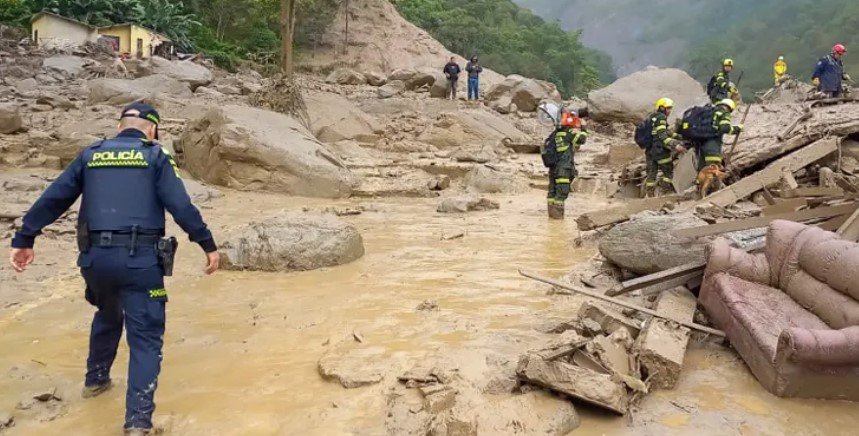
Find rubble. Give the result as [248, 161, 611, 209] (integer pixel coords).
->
[484, 74, 562, 112]
[436, 195, 499, 213]
[0, 102, 23, 134]
[87, 74, 193, 105]
[634, 287, 696, 389]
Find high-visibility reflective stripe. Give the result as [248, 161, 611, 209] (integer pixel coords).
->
[719, 120, 732, 125]
[662, 177, 673, 183]
[555, 178, 570, 184]
[557, 145, 570, 152]
[657, 157, 673, 164]
[654, 125, 667, 132]
[705, 156, 723, 162]
[645, 181, 656, 187]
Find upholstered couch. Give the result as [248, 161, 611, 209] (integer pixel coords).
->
[701, 220, 859, 400]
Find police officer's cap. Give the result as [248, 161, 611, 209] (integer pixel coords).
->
[120, 102, 161, 139]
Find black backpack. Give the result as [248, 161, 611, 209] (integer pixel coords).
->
[678, 105, 718, 140]
[541, 130, 560, 167]
[634, 117, 654, 149]
[706, 75, 717, 97]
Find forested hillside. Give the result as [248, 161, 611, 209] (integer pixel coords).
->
[0, 0, 614, 96]
[516, 0, 859, 93]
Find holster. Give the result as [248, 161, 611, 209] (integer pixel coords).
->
[77, 222, 90, 253]
[157, 237, 179, 276]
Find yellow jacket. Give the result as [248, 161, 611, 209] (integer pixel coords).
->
[774, 60, 787, 77]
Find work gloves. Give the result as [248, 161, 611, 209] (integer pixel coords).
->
[734, 124, 744, 134]
[812, 77, 821, 87]
[845, 73, 854, 83]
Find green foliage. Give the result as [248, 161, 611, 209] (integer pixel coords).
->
[138, 0, 199, 50]
[393, 0, 613, 97]
[0, 0, 31, 26]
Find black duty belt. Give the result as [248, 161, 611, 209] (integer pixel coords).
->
[91, 231, 161, 248]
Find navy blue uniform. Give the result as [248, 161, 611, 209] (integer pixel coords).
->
[812, 54, 845, 96]
[11, 129, 216, 430]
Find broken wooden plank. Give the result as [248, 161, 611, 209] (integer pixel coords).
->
[761, 187, 777, 205]
[762, 198, 807, 216]
[836, 176, 859, 193]
[696, 138, 839, 208]
[779, 187, 844, 198]
[519, 270, 725, 337]
[819, 214, 851, 232]
[781, 170, 800, 189]
[777, 109, 812, 141]
[576, 195, 679, 231]
[634, 287, 697, 390]
[578, 302, 642, 338]
[837, 207, 859, 241]
[675, 203, 859, 238]
[607, 262, 706, 297]
[516, 353, 629, 414]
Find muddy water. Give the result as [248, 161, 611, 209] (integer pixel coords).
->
[2, 191, 858, 435]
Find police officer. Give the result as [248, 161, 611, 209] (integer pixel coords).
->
[9, 103, 219, 436]
[546, 111, 588, 219]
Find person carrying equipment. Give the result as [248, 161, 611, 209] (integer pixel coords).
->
[542, 110, 588, 219]
[708, 59, 734, 103]
[641, 98, 685, 197]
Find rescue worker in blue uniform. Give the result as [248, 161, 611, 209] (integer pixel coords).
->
[813, 44, 851, 98]
[9, 103, 220, 436]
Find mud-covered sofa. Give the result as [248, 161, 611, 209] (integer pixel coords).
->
[701, 220, 859, 400]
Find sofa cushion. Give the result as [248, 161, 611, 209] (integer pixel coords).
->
[782, 269, 859, 329]
[712, 273, 829, 360]
[800, 237, 859, 304]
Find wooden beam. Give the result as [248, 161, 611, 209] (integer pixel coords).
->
[674, 203, 859, 238]
[576, 195, 679, 231]
[693, 138, 839, 209]
[781, 170, 799, 189]
[778, 187, 844, 198]
[606, 262, 706, 297]
[820, 214, 851, 232]
[519, 270, 726, 337]
[837, 207, 859, 241]
[761, 187, 777, 205]
[777, 109, 812, 141]
[762, 198, 807, 216]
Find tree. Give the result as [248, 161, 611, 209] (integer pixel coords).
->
[280, 0, 297, 74]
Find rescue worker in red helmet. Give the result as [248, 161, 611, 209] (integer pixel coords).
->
[545, 110, 588, 219]
[813, 44, 851, 98]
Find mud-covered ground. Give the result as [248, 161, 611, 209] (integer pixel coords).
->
[2, 178, 859, 435]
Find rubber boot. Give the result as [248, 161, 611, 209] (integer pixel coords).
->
[548, 204, 565, 220]
[124, 429, 151, 436]
[644, 186, 656, 198]
[82, 380, 113, 399]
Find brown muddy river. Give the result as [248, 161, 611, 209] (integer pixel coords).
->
[2, 191, 858, 435]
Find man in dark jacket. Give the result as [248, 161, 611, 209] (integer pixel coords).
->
[708, 59, 734, 103]
[813, 44, 851, 98]
[465, 56, 483, 100]
[443, 57, 461, 100]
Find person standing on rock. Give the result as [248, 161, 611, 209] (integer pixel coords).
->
[544, 110, 588, 219]
[8, 103, 220, 436]
[465, 55, 483, 101]
[644, 98, 685, 197]
[443, 56, 461, 100]
[774, 55, 788, 86]
[812, 44, 851, 98]
[707, 59, 734, 103]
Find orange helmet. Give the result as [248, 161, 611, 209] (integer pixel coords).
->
[560, 111, 581, 128]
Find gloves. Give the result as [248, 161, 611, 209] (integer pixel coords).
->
[812, 77, 821, 87]
[734, 124, 744, 134]
[674, 144, 687, 154]
[845, 73, 854, 83]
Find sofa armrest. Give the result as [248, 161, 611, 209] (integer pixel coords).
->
[704, 238, 771, 286]
[776, 326, 859, 366]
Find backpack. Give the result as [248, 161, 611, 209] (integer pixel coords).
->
[706, 75, 717, 97]
[541, 130, 560, 167]
[678, 105, 718, 140]
[634, 117, 654, 149]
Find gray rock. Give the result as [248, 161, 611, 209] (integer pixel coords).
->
[213, 84, 241, 95]
[377, 80, 406, 99]
[42, 55, 87, 78]
[219, 213, 364, 272]
[177, 104, 357, 198]
[364, 71, 386, 86]
[11, 78, 38, 93]
[404, 70, 435, 90]
[87, 74, 193, 106]
[465, 165, 527, 194]
[318, 346, 386, 388]
[587, 67, 708, 123]
[0, 103, 22, 134]
[485, 75, 562, 112]
[437, 195, 499, 213]
[140, 56, 212, 89]
[598, 212, 711, 275]
[304, 92, 383, 144]
[388, 68, 416, 82]
[325, 68, 366, 85]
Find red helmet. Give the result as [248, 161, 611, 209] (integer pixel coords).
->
[833, 44, 847, 55]
[560, 111, 581, 128]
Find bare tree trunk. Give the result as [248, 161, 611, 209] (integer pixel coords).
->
[281, 0, 297, 75]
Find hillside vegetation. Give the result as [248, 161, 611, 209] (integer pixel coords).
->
[516, 0, 859, 93]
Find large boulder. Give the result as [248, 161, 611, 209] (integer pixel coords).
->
[587, 67, 708, 123]
[404, 69, 436, 91]
[219, 214, 364, 272]
[598, 212, 711, 275]
[42, 55, 87, 78]
[139, 56, 213, 89]
[485, 75, 562, 112]
[466, 165, 528, 194]
[418, 109, 529, 148]
[49, 117, 116, 164]
[325, 68, 367, 85]
[377, 80, 406, 99]
[304, 92, 383, 144]
[0, 103, 23, 134]
[177, 104, 356, 198]
[87, 74, 193, 106]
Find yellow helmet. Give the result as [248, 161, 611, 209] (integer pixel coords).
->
[655, 97, 674, 110]
[723, 58, 734, 67]
[719, 98, 737, 112]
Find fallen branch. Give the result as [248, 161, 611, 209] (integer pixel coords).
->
[519, 270, 726, 337]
